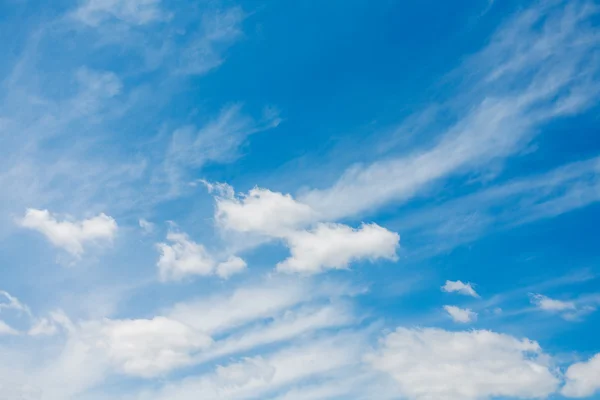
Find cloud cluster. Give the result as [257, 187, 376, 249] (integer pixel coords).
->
[211, 184, 400, 275]
[368, 328, 560, 400]
[19, 209, 117, 257]
[156, 232, 246, 281]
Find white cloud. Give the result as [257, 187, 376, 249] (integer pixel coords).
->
[216, 256, 247, 279]
[156, 232, 246, 281]
[83, 316, 212, 377]
[0, 320, 18, 335]
[441, 280, 479, 297]
[73, 0, 165, 27]
[299, 2, 600, 221]
[19, 208, 117, 257]
[215, 186, 317, 238]
[562, 353, 600, 398]
[367, 327, 560, 400]
[443, 305, 477, 323]
[276, 223, 399, 274]
[530, 293, 576, 311]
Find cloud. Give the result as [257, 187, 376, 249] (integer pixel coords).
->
[18, 208, 118, 257]
[215, 186, 317, 238]
[28, 318, 59, 337]
[443, 305, 477, 323]
[396, 156, 600, 255]
[441, 280, 479, 297]
[0, 320, 18, 335]
[367, 327, 560, 400]
[276, 223, 400, 274]
[528, 293, 599, 321]
[156, 232, 246, 281]
[139, 218, 155, 234]
[72, 0, 165, 27]
[210, 184, 399, 275]
[175, 7, 246, 76]
[562, 353, 600, 398]
[0, 290, 31, 316]
[299, 1, 600, 221]
[530, 293, 576, 312]
[83, 316, 212, 377]
[134, 332, 367, 400]
[216, 256, 247, 279]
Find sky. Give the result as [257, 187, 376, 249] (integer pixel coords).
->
[0, 0, 600, 399]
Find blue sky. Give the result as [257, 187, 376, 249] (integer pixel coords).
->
[1, 0, 600, 399]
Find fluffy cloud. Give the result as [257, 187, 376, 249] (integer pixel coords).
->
[19, 208, 117, 257]
[562, 353, 600, 398]
[443, 305, 477, 323]
[83, 316, 212, 377]
[276, 223, 400, 274]
[530, 293, 576, 311]
[156, 232, 246, 281]
[367, 328, 560, 400]
[441, 280, 479, 297]
[216, 256, 248, 279]
[215, 187, 317, 237]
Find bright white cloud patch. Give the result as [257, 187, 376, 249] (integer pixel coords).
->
[441, 280, 479, 297]
[156, 232, 245, 281]
[19, 209, 117, 257]
[84, 316, 212, 377]
[215, 187, 317, 237]
[562, 353, 600, 398]
[216, 256, 247, 279]
[276, 223, 400, 274]
[530, 293, 576, 311]
[443, 305, 477, 323]
[367, 328, 560, 400]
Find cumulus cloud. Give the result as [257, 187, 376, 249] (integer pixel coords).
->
[562, 353, 600, 398]
[441, 280, 479, 297]
[367, 327, 560, 400]
[530, 293, 576, 311]
[443, 305, 477, 323]
[84, 316, 212, 377]
[19, 208, 117, 257]
[215, 186, 317, 237]
[156, 232, 246, 281]
[210, 184, 400, 274]
[276, 223, 400, 274]
[216, 256, 247, 279]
